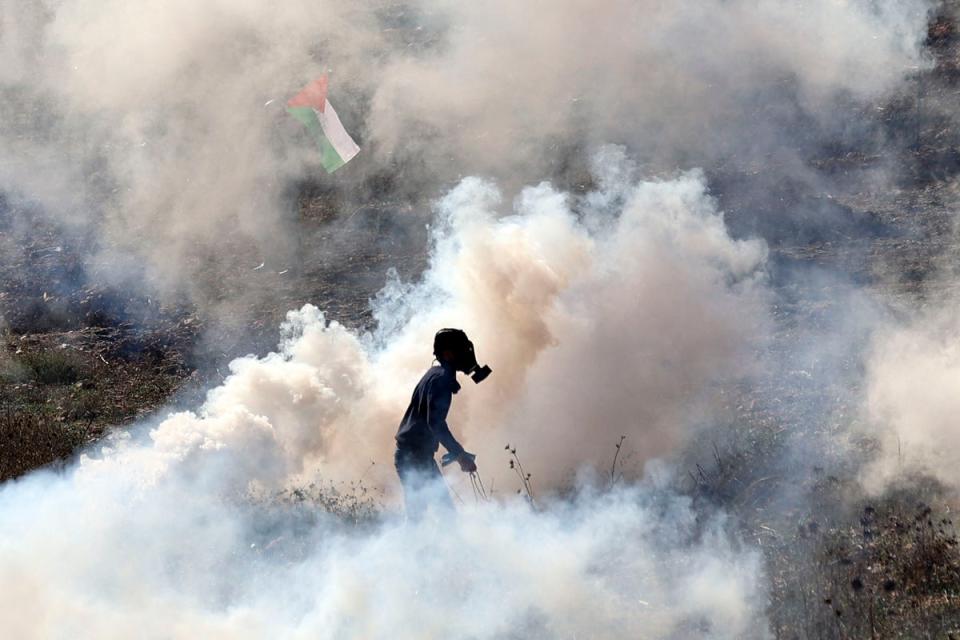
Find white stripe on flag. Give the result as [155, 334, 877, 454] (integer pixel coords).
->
[318, 100, 360, 163]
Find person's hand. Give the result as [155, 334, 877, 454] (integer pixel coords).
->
[458, 454, 477, 473]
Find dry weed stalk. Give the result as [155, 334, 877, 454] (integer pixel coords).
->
[505, 443, 535, 505]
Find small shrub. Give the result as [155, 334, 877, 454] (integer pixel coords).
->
[20, 350, 81, 385]
[276, 480, 382, 527]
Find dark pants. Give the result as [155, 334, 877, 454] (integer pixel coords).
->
[394, 446, 454, 520]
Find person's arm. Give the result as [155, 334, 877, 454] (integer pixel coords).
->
[426, 379, 466, 458]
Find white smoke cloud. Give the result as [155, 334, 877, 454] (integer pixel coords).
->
[0, 469, 769, 639]
[860, 304, 960, 492]
[0, 165, 773, 636]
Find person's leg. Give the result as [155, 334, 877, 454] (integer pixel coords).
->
[394, 448, 454, 520]
[395, 447, 429, 520]
[423, 457, 456, 513]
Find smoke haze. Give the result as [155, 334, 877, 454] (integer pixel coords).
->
[0, 0, 932, 302]
[1, 0, 952, 637]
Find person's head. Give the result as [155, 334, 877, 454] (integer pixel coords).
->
[433, 328, 493, 383]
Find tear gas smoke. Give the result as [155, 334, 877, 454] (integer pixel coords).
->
[857, 159, 960, 493]
[0, 0, 932, 306]
[75, 154, 769, 498]
[0, 0, 945, 636]
[1, 473, 768, 639]
[861, 303, 960, 492]
[1, 166, 772, 637]
[371, 0, 931, 175]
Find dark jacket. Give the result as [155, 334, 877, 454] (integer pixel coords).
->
[395, 361, 465, 457]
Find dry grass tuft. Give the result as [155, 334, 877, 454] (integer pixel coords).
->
[0, 409, 84, 481]
[766, 496, 960, 639]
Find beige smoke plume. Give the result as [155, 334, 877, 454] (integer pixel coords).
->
[861, 304, 960, 492]
[87, 158, 767, 497]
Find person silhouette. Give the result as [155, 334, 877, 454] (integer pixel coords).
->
[393, 329, 490, 519]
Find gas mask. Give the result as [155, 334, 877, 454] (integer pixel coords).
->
[456, 337, 493, 384]
[434, 328, 493, 384]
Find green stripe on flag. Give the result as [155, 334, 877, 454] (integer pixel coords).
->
[317, 136, 346, 172]
[287, 106, 346, 173]
[287, 106, 321, 137]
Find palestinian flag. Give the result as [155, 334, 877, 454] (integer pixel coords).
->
[287, 75, 360, 173]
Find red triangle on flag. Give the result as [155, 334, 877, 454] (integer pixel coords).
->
[287, 75, 328, 111]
